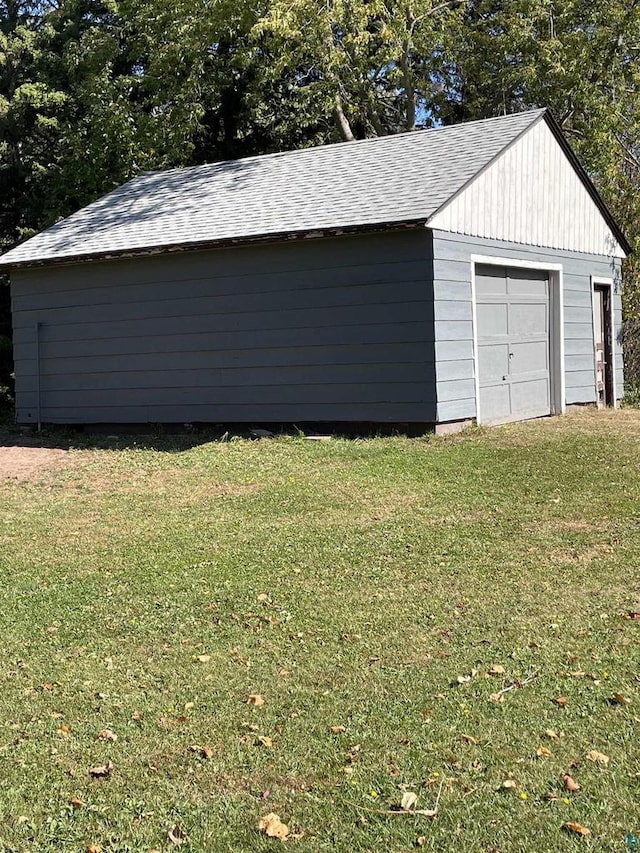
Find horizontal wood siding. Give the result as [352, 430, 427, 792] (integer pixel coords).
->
[431, 230, 623, 421]
[12, 231, 437, 425]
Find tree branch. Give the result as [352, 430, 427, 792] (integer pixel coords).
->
[333, 92, 355, 141]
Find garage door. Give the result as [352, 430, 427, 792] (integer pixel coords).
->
[476, 265, 551, 425]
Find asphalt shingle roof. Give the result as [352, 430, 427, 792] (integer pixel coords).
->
[1, 110, 547, 268]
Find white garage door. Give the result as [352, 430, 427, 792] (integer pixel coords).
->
[476, 265, 551, 425]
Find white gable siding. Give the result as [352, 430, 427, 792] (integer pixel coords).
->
[428, 119, 625, 259]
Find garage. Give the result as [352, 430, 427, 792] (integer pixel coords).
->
[475, 264, 554, 425]
[0, 108, 628, 429]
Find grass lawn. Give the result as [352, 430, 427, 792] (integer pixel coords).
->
[0, 410, 638, 852]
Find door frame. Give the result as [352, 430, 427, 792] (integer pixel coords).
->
[591, 276, 616, 408]
[470, 255, 565, 425]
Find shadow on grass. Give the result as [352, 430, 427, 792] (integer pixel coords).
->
[0, 410, 438, 454]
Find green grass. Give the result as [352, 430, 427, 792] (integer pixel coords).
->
[0, 410, 639, 852]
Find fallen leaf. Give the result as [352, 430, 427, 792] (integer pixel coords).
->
[536, 747, 553, 757]
[563, 774, 581, 792]
[58, 724, 71, 736]
[400, 791, 418, 811]
[89, 762, 113, 779]
[190, 745, 214, 759]
[416, 837, 427, 847]
[196, 654, 211, 663]
[257, 736, 274, 748]
[86, 845, 102, 853]
[488, 665, 505, 675]
[545, 729, 559, 739]
[330, 725, 346, 734]
[461, 734, 478, 745]
[563, 822, 590, 836]
[132, 710, 142, 721]
[258, 813, 289, 840]
[554, 696, 568, 707]
[456, 675, 472, 684]
[501, 779, 517, 789]
[489, 692, 505, 703]
[257, 593, 269, 603]
[96, 729, 117, 742]
[586, 749, 610, 765]
[168, 824, 188, 846]
[69, 797, 84, 809]
[246, 693, 265, 707]
[612, 692, 630, 705]
[622, 611, 640, 620]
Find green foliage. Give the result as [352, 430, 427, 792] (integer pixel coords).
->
[1, 0, 640, 383]
[442, 0, 640, 378]
[2, 1, 640, 238]
[253, 0, 464, 141]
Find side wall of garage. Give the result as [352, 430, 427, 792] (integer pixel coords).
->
[431, 230, 623, 423]
[11, 230, 439, 425]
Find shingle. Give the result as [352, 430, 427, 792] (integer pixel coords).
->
[0, 109, 546, 267]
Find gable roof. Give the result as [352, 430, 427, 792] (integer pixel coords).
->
[0, 109, 630, 269]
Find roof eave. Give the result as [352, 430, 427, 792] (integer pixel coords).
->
[0, 218, 429, 271]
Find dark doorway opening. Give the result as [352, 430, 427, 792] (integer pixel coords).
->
[593, 283, 614, 408]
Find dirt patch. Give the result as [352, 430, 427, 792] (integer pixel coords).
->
[76, 463, 263, 499]
[550, 542, 615, 565]
[0, 446, 71, 481]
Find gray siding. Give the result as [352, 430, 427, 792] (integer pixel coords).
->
[431, 230, 623, 422]
[12, 231, 437, 425]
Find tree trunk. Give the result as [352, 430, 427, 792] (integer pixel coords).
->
[400, 39, 416, 131]
[333, 93, 355, 141]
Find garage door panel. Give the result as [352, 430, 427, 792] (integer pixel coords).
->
[509, 302, 548, 337]
[480, 384, 511, 423]
[477, 303, 508, 336]
[508, 279, 549, 297]
[508, 269, 548, 294]
[476, 269, 507, 297]
[510, 377, 550, 416]
[509, 340, 549, 376]
[478, 344, 509, 380]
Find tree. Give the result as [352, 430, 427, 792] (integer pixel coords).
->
[253, 0, 464, 142]
[443, 0, 640, 382]
[1, 0, 639, 397]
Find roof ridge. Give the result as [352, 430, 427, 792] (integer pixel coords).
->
[137, 108, 548, 182]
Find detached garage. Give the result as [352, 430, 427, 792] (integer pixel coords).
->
[0, 108, 630, 429]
